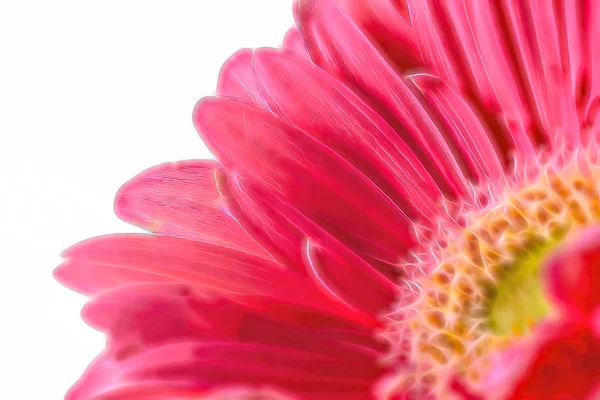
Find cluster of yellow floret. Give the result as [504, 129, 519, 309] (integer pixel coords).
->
[398, 157, 600, 394]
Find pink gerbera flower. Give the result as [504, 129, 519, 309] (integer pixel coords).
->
[55, 1, 600, 399]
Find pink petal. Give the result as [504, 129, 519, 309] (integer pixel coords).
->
[282, 28, 307, 57]
[328, 0, 421, 71]
[67, 342, 382, 399]
[217, 171, 306, 270]
[206, 387, 371, 400]
[216, 49, 264, 105]
[83, 284, 382, 361]
[252, 49, 443, 221]
[83, 284, 214, 358]
[407, 1, 548, 158]
[544, 226, 600, 318]
[114, 160, 266, 257]
[203, 387, 295, 400]
[54, 234, 335, 315]
[499, 0, 579, 146]
[218, 173, 398, 320]
[304, 239, 397, 317]
[574, 0, 600, 133]
[296, 0, 477, 199]
[410, 74, 504, 185]
[194, 95, 416, 264]
[484, 322, 600, 400]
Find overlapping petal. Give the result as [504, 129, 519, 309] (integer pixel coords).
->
[194, 95, 416, 265]
[68, 283, 384, 399]
[282, 28, 307, 56]
[54, 234, 328, 311]
[252, 49, 442, 219]
[68, 342, 382, 400]
[217, 49, 265, 105]
[83, 284, 382, 359]
[327, 0, 420, 71]
[114, 160, 266, 257]
[296, 0, 476, 199]
[57, 1, 600, 399]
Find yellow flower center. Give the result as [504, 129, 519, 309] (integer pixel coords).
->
[401, 156, 600, 391]
[485, 232, 557, 337]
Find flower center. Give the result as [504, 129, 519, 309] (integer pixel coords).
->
[485, 232, 557, 337]
[391, 153, 600, 393]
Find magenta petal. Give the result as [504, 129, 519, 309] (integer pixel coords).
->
[64, 351, 207, 400]
[410, 74, 504, 185]
[114, 160, 266, 257]
[407, 0, 545, 158]
[304, 240, 397, 317]
[552, 0, 600, 137]
[228, 179, 399, 315]
[82, 284, 213, 358]
[68, 342, 382, 399]
[203, 387, 295, 400]
[220, 173, 400, 319]
[501, 0, 580, 146]
[206, 387, 370, 400]
[217, 172, 306, 270]
[218, 173, 398, 322]
[194, 95, 416, 263]
[216, 48, 264, 105]
[328, 0, 420, 71]
[485, 322, 600, 400]
[54, 234, 334, 313]
[83, 284, 381, 361]
[55, 1, 600, 399]
[584, 2, 600, 129]
[545, 226, 600, 318]
[297, 0, 474, 199]
[252, 49, 443, 221]
[282, 27, 307, 57]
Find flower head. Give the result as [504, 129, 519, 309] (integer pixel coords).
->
[56, 1, 600, 399]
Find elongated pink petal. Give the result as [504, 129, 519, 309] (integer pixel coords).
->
[83, 284, 214, 359]
[296, 0, 478, 200]
[83, 284, 382, 361]
[203, 387, 295, 400]
[545, 226, 600, 317]
[206, 387, 370, 400]
[217, 172, 306, 270]
[252, 49, 442, 220]
[304, 240, 396, 317]
[67, 342, 383, 399]
[407, 1, 546, 159]
[282, 28, 307, 57]
[219, 140, 402, 280]
[585, 2, 600, 129]
[218, 172, 399, 321]
[216, 49, 264, 105]
[194, 95, 416, 264]
[54, 234, 335, 314]
[410, 74, 504, 185]
[499, 0, 579, 146]
[207, 388, 373, 400]
[114, 160, 266, 257]
[328, 0, 421, 71]
[55, 1, 600, 399]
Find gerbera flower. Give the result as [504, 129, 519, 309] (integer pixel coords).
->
[55, 0, 600, 399]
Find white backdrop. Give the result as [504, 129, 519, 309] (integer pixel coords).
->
[0, 1, 293, 398]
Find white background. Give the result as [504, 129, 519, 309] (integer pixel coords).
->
[0, 1, 293, 398]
